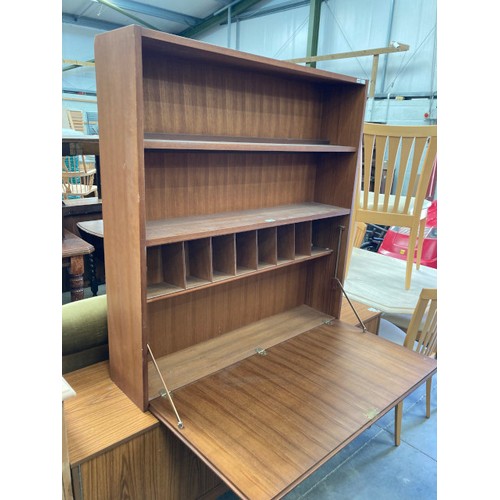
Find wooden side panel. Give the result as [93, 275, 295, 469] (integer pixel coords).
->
[144, 152, 317, 220]
[94, 26, 148, 410]
[76, 426, 223, 500]
[321, 84, 367, 148]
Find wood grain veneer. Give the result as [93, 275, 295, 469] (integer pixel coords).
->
[144, 151, 318, 220]
[145, 203, 349, 245]
[95, 29, 369, 496]
[146, 243, 332, 302]
[142, 54, 334, 140]
[147, 265, 310, 357]
[147, 305, 333, 397]
[64, 362, 159, 466]
[340, 298, 381, 334]
[95, 25, 148, 410]
[150, 322, 436, 500]
[144, 134, 356, 152]
[65, 362, 225, 500]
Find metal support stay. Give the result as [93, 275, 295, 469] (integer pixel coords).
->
[147, 344, 184, 429]
[334, 226, 367, 333]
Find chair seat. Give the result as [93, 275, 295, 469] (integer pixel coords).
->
[62, 184, 98, 197]
[381, 311, 430, 333]
[360, 191, 432, 217]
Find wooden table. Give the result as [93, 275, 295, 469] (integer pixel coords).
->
[340, 297, 381, 334]
[76, 219, 104, 239]
[345, 247, 437, 315]
[76, 220, 105, 296]
[62, 134, 99, 156]
[62, 230, 94, 301]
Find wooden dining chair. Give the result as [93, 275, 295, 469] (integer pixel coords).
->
[66, 109, 86, 133]
[394, 287, 437, 446]
[348, 123, 437, 289]
[353, 222, 367, 248]
[62, 155, 99, 199]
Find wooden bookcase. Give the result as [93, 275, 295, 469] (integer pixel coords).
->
[92, 25, 438, 499]
[95, 24, 366, 409]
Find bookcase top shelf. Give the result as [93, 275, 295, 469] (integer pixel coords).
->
[139, 26, 366, 86]
[146, 202, 350, 246]
[143, 134, 357, 153]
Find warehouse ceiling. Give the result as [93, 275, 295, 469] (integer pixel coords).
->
[62, 0, 266, 37]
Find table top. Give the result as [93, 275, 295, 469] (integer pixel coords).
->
[62, 229, 95, 259]
[63, 198, 102, 217]
[340, 297, 381, 327]
[62, 133, 99, 142]
[344, 247, 437, 314]
[62, 133, 99, 156]
[77, 219, 104, 238]
[64, 362, 159, 465]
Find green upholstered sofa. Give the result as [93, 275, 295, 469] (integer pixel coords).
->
[62, 294, 108, 374]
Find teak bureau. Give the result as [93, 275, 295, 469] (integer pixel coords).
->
[94, 26, 436, 499]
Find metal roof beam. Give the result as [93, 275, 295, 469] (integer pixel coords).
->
[232, 0, 311, 21]
[306, 0, 322, 68]
[179, 0, 263, 38]
[94, 0, 202, 26]
[62, 12, 123, 31]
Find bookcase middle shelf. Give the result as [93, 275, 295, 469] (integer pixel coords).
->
[146, 215, 343, 302]
[146, 202, 349, 246]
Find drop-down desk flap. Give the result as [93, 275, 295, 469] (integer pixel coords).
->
[149, 318, 436, 500]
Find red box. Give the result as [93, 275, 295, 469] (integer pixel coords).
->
[377, 201, 437, 268]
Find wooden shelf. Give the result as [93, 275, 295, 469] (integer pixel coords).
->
[144, 133, 357, 153]
[147, 305, 333, 395]
[146, 249, 332, 302]
[146, 202, 350, 246]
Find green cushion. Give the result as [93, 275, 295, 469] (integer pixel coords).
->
[62, 294, 108, 373]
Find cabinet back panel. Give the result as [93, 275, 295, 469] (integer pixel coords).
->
[145, 152, 316, 219]
[315, 154, 358, 209]
[142, 55, 326, 140]
[147, 265, 309, 356]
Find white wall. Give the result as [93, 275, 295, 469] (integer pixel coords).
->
[195, 0, 437, 125]
[196, 0, 436, 94]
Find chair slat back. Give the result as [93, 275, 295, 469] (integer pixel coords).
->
[67, 110, 85, 133]
[360, 123, 437, 216]
[404, 288, 437, 358]
[62, 155, 97, 199]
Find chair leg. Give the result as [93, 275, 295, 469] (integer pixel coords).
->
[416, 218, 426, 270]
[344, 219, 357, 278]
[405, 227, 418, 290]
[394, 401, 403, 446]
[426, 377, 432, 418]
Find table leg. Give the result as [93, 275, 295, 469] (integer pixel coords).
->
[69, 255, 85, 301]
[88, 253, 98, 296]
